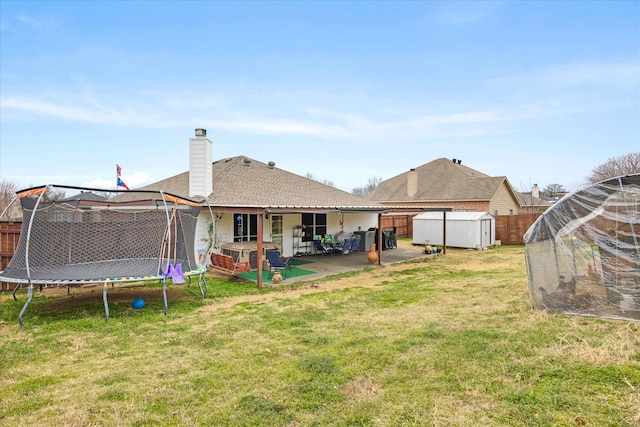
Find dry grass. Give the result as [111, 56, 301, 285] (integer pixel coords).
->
[1, 245, 638, 426]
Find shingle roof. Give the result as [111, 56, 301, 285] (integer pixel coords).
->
[138, 156, 385, 210]
[366, 157, 510, 202]
[515, 192, 553, 208]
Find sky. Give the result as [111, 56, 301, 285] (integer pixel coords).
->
[1, 1, 639, 195]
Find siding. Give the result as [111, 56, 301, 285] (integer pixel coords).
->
[489, 183, 520, 216]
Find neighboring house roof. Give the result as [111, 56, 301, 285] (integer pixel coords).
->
[138, 156, 386, 211]
[367, 157, 518, 203]
[63, 191, 108, 202]
[516, 191, 553, 209]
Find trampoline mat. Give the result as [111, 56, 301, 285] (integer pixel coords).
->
[0, 258, 193, 284]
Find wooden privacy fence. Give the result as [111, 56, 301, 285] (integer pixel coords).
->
[1, 220, 22, 290]
[381, 213, 540, 245]
[380, 214, 417, 239]
[494, 213, 540, 245]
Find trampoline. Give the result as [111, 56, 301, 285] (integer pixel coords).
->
[0, 184, 208, 325]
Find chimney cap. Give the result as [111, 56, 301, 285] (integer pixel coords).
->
[195, 128, 206, 137]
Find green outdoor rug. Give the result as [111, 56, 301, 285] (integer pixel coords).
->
[237, 265, 316, 283]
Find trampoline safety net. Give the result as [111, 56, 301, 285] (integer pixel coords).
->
[0, 184, 207, 325]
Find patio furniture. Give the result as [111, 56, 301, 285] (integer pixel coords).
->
[351, 235, 361, 252]
[210, 252, 250, 275]
[266, 249, 292, 279]
[340, 238, 352, 255]
[313, 239, 334, 256]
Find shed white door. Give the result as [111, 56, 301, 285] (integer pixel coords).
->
[480, 219, 492, 247]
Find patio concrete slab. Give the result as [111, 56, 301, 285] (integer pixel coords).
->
[275, 244, 429, 284]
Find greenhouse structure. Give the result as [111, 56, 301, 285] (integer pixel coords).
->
[524, 174, 640, 322]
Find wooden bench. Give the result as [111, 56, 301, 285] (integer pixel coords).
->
[210, 252, 250, 275]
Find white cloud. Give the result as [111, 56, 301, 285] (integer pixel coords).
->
[84, 172, 153, 190]
[490, 61, 640, 88]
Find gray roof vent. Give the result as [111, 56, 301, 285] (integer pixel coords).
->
[243, 158, 252, 167]
[268, 161, 276, 169]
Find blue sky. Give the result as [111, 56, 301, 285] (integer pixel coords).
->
[1, 1, 638, 194]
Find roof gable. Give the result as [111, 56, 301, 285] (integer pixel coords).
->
[367, 157, 513, 202]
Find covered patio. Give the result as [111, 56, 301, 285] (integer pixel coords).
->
[230, 241, 430, 285]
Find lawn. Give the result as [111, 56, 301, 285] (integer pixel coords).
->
[0, 245, 638, 426]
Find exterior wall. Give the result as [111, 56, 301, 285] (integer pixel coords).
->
[488, 184, 520, 216]
[378, 200, 490, 212]
[197, 211, 380, 259]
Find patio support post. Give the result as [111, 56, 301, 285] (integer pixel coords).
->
[377, 213, 382, 265]
[257, 214, 263, 289]
[442, 211, 447, 255]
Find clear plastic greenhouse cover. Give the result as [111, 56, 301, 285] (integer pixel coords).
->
[524, 174, 640, 322]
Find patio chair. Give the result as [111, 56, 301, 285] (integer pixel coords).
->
[266, 249, 292, 279]
[351, 235, 361, 252]
[313, 239, 334, 256]
[340, 238, 352, 255]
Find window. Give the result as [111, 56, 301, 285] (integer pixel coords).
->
[301, 213, 327, 242]
[234, 213, 258, 242]
[271, 215, 283, 244]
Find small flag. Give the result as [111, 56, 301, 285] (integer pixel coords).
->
[116, 164, 122, 177]
[117, 177, 130, 190]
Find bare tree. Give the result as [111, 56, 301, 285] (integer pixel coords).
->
[0, 179, 19, 216]
[352, 176, 382, 197]
[305, 172, 335, 188]
[40, 188, 67, 202]
[586, 152, 640, 184]
[542, 183, 567, 199]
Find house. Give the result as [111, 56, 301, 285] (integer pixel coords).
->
[516, 184, 554, 214]
[366, 158, 522, 216]
[135, 129, 389, 283]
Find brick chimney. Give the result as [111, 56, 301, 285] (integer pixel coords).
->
[189, 128, 213, 198]
[407, 168, 418, 197]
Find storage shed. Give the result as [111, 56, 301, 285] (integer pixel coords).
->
[413, 212, 495, 249]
